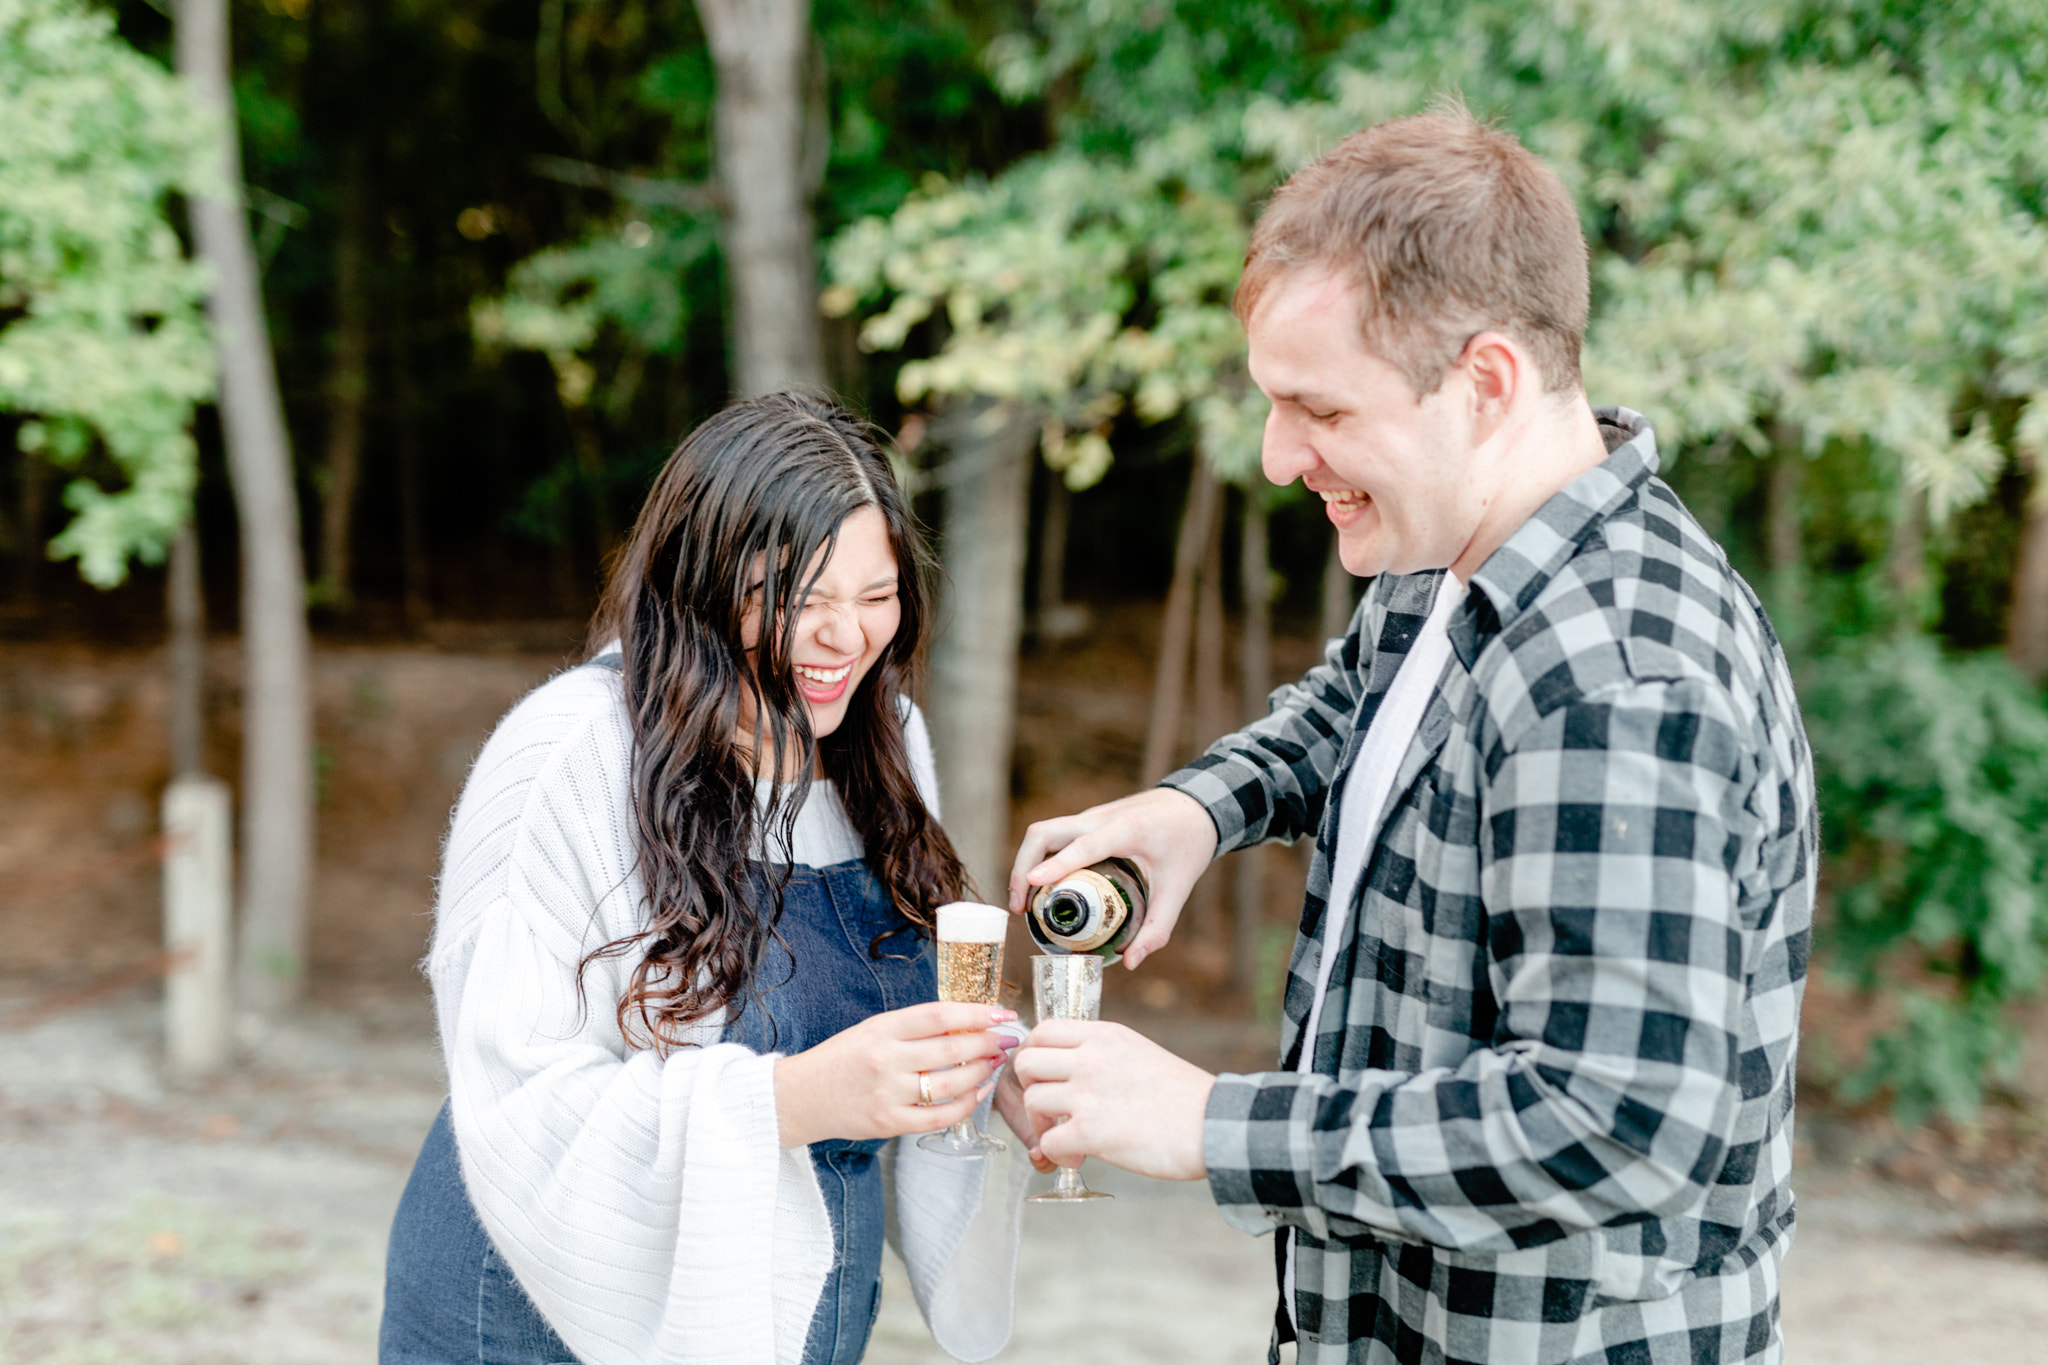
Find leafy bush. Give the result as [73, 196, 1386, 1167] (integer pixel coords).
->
[1804, 634, 2048, 1122]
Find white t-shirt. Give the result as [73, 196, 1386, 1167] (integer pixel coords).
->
[1287, 573, 1461, 1322]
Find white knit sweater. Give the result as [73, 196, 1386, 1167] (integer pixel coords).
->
[428, 663, 1026, 1365]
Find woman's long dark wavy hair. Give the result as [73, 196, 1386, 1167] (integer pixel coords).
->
[583, 392, 968, 1049]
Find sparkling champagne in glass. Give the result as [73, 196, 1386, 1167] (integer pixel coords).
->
[1026, 953, 1112, 1202]
[918, 902, 1009, 1158]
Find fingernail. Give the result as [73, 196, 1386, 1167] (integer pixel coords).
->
[992, 1008, 1018, 1022]
[997, 1034, 1019, 1050]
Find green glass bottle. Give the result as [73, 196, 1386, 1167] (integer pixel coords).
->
[1027, 857, 1150, 961]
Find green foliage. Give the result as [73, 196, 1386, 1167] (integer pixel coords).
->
[1804, 634, 2048, 1120]
[473, 0, 1038, 447]
[820, 0, 2048, 1118]
[473, 213, 720, 409]
[823, 144, 1263, 485]
[0, 0, 215, 586]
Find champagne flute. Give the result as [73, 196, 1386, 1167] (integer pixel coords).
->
[918, 902, 1009, 1157]
[1026, 953, 1112, 1202]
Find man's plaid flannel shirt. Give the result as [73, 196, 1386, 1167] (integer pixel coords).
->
[1163, 409, 1813, 1365]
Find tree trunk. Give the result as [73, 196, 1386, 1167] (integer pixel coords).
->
[1141, 460, 1220, 786]
[315, 138, 371, 615]
[2008, 467, 2048, 684]
[12, 454, 48, 604]
[393, 293, 431, 627]
[1185, 488, 1228, 941]
[176, 0, 315, 1020]
[167, 521, 206, 778]
[1034, 474, 1086, 642]
[1766, 449, 1801, 578]
[926, 399, 1038, 899]
[1889, 481, 1928, 628]
[1759, 440, 1807, 651]
[1319, 523, 1354, 642]
[1234, 493, 1271, 992]
[695, 0, 823, 396]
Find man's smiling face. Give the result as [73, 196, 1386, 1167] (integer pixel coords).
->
[1248, 271, 1490, 580]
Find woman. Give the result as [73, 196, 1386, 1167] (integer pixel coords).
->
[381, 394, 1027, 1365]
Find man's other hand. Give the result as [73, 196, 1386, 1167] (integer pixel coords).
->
[1006, 787, 1218, 970]
[1012, 1019, 1215, 1182]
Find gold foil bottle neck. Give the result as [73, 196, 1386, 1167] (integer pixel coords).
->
[1033, 867, 1127, 952]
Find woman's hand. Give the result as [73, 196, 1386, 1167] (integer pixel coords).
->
[993, 1047, 1056, 1173]
[774, 1001, 1019, 1149]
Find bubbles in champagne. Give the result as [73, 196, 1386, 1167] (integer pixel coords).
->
[937, 939, 1004, 1006]
[1032, 953, 1103, 1022]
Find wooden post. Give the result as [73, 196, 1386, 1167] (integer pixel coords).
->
[162, 775, 233, 1076]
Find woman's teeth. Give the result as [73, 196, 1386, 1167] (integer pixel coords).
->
[795, 663, 852, 685]
[1319, 489, 1369, 509]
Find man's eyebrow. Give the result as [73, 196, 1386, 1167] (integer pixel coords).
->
[1269, 389, 1342, 408]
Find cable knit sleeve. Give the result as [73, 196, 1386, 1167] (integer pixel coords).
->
[901, 696, 942, 820]
[881, 695, 1029, 1361]
[429, 669, 832, 1365]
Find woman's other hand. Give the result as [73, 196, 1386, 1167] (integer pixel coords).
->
[774, 1001, 1019, 1148]
[993, 1046, 1057, 1173]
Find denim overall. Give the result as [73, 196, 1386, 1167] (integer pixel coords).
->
[380, 856, 936, 1365]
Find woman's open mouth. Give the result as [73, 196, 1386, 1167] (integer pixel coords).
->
[795, 662, 853, 705]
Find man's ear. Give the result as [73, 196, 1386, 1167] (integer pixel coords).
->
[1458, 331, 1524, 426]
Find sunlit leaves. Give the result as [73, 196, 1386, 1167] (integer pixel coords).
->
[0, 0, 216, 586]
[820, 0, 2048, 1119]
[825, 144, 1256, 485]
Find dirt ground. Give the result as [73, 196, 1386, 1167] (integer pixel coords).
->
[5, 994, 2048, 1364]
[7, 628, 2048, 1361]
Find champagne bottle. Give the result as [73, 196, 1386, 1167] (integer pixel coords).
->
[1027, 857, 1150, 960]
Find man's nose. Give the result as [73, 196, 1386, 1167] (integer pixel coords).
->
[1260, 407, 1318, 487]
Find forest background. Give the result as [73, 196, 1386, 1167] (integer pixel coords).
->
[7, 0, 2048, 1144]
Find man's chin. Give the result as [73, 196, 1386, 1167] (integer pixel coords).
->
[1334, 531, 1392, 579]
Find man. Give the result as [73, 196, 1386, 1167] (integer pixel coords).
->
[1006, 104, 1813, 1365]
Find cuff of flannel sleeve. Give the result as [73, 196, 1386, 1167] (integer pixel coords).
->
[1159, 755, 1267, 858]
[1202, 1071, 1320, 1236]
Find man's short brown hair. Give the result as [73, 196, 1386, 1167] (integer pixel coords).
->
[1236, 101, 1590, 396]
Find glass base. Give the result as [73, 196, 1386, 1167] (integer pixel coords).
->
[917, 1127, 1006, 1157]
[1026, 1186, 1113, 1202]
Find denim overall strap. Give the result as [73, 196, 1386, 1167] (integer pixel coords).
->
[724, 859, 936, 1365]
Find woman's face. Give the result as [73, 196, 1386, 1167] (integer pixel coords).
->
[741, 504, 902, 756]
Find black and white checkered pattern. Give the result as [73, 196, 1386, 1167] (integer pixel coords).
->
[1165, 409, 1812, 1365]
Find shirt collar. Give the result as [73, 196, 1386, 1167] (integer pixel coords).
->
[1447, 406, 1659, 669]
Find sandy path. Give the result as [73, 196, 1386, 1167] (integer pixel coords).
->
[4, 998, 2046, 1363]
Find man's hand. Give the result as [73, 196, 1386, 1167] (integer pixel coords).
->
[1011, 1019, 1215, 1182]
[1007, 787, 1218, 970]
